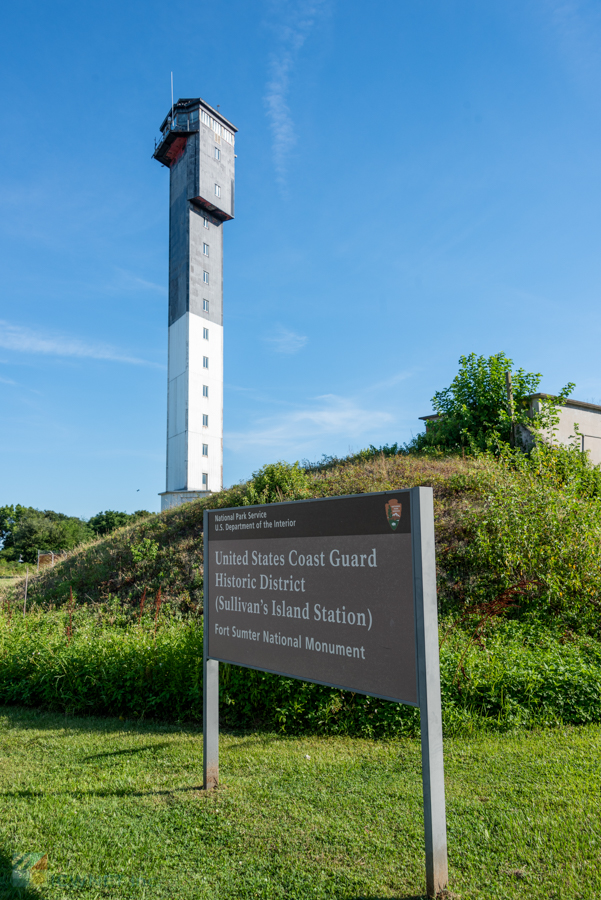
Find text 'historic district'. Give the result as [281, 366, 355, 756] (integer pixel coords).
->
[206, 492, 418, 704]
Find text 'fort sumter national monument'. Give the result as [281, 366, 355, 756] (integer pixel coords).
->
[153, 98, 237, 511]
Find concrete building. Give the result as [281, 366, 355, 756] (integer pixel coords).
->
[153, 98, 237, 511]
[420, 394, 601, 465]
[523, 394, 601, 465]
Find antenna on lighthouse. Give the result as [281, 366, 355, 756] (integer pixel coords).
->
[170, 72, 174, 129]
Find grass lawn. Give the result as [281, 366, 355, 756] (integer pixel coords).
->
[0, 708, 599, 899]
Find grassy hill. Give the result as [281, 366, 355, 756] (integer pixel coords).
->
[1, 450, 601, 733]
[11, 453, 476, 614]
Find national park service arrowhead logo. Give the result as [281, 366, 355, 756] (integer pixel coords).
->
[385, 498, 402, 531]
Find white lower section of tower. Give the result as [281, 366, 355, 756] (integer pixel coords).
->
[160, 311, 223, 511]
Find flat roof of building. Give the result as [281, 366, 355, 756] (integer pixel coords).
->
[527, 393, 601, 412]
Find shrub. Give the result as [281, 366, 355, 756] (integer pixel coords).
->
[502, 434, 601, 500]
[410, 351, 573, 454]
[243, 461, 312, 505]
[439, 455, 601, 635]
[88, 510, 151, 536]
[0, 608, 599, 734]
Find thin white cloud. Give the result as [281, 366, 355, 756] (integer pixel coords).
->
[0, 321, 163, 368]
[264, 326, 308, 354]
[226, 393, 394, 453]
[264, 0, 327, 191]
[363, 370, 416, 394]
[115, 269, 167, 294]
[543, 0, 601, 84]
[0, 376, 17, 385]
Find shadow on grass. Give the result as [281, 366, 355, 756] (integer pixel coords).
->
[0, 704, 293, 746]
[0, 705, 207, 802]
[0, 704, 201, 737]
[1, 785, 205, 800]
[82, 742, 172, 760]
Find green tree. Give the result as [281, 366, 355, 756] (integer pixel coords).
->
[0, 505, 93, 564]
[412, 352, 573, 454]
[88, 509, 150, 536]
[0, 505, 29, 551]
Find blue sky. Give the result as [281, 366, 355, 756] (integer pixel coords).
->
[2, 0, 601, 517]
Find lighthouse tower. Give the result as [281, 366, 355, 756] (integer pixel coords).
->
[153, 98, 237, 511]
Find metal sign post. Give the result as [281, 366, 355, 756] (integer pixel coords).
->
[412, 487, 449, 896]
[202, 487, 448, 897]
[203, 538, 219, 789]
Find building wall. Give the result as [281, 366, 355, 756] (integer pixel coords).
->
[166, 313, 223, 492]
[528, 397, 601, 466]
[195, 119, 235, 219]
[189, 206, 222, 326]
[187, 312, 223, 492]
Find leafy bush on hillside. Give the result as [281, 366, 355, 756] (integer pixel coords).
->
[505, 435, 601, 499]
[410, 351, 574, 453]
[242, 461, 311, 504]
[438, 455, 601, 636]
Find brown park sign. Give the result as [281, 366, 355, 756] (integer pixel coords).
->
[206, 490, 417, 703]
[202, 488, 448, 897]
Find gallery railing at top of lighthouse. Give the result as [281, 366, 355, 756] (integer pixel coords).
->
[156, 100, 235, 149]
